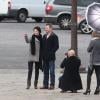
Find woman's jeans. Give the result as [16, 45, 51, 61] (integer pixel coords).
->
[86, 67, 94, 90]
[27, 61, 40, 83]
[86, 65, 100, 90]
[93, 65, 100, 90]
[43, 60, 55, 88]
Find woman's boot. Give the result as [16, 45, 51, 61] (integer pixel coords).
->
[83, 67, 93, 95]
[83, 89, 91, 95]
[83, 78, 91, 95]
[34, 80, 38, 89]
[94, 87, 100, 95]
[26, 80, 31, 89]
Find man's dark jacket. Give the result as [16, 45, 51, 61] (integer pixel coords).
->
[42, 33, 59, 61]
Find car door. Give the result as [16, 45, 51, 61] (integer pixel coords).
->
[28, 0, 47, 17]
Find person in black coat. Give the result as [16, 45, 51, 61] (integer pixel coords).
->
[40, 23, 59, 89]
[59, 49, 83, 93]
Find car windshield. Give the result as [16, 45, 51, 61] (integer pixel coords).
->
[78, 0, 100, 7]
[54, 0, 100, 7]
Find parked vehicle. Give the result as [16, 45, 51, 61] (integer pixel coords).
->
[77, 13, 93, 34]
[0, 0, 49, 22]
[0, 0, 10, 21]
[45, 0, 99, 34]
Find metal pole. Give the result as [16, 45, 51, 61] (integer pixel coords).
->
[71, 0, 78, 55]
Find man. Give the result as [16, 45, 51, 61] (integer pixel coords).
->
[41, 23, 59, 89]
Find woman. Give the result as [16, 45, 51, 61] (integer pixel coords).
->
[84, 31, 100, 95]
[83, 32, 98, 95]
[24, 26, 43, 89]
[59, 49, 83, 93]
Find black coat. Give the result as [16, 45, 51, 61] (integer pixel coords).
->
[42, 33, 59, 61]
[59, 56, 83, 91]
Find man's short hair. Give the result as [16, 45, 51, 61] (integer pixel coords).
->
[46, 23, 53, 29]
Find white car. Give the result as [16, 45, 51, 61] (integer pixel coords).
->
[0, 0, 49, 22]
[0, 0, 10, 21]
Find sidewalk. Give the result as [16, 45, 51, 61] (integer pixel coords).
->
[0, 69, 99, 100]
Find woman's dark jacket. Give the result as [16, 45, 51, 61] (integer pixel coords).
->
[42, 33, 59, 61]
[59, 56, 83, 91]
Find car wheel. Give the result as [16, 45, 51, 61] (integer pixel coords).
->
[58, 15, 71, 30]
[79, 20, 93, 34]
[34, 18, 43, 22]
[17, 10, 27, 22]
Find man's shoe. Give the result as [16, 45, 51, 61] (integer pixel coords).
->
[40, 86, 48, 89]
[60, 90, 66, 93]
[49, 85, 55, 90]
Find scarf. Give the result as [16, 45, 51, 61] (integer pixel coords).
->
[30, 34, 42, 55]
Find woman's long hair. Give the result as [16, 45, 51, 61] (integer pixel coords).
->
[30, 26, 42, 55]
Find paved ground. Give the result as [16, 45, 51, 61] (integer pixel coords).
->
[0, 69, 99, 100]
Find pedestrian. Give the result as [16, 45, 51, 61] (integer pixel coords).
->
[84, 31, 100, 95]
[40, 23, 59, 89]
[59, 49, 83, 93]
[83, 32, 97, 95]
[24, 26, 43, 89]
